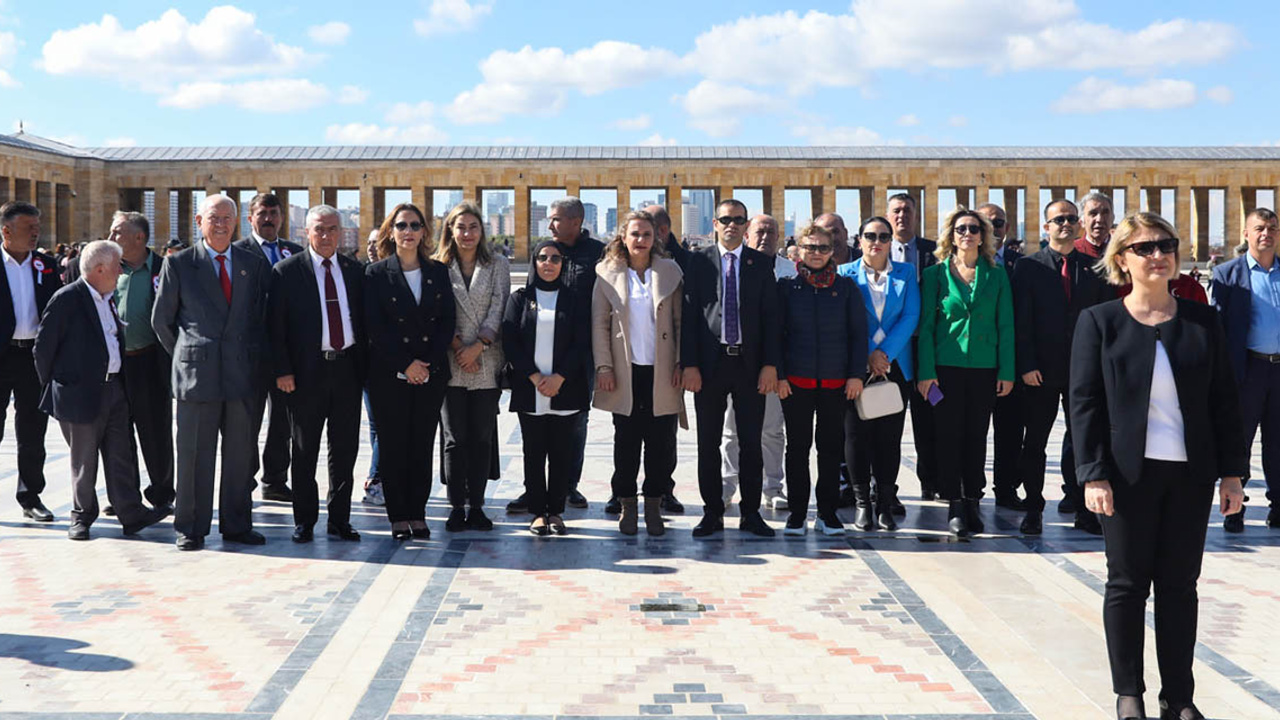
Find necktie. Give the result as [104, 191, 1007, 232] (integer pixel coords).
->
[724, 253, 740, 345]
[1060, 254, 1072, 302]
[322, 258, 345, 350]
[264, 242, 279, 265]
[216, 255, 232, 304]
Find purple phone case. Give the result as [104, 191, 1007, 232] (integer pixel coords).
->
[927, 383, 944, 406]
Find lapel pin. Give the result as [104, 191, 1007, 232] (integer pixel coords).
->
[240, 270, 247, 276]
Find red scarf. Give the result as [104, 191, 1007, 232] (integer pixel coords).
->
[796, 260, 836, 289]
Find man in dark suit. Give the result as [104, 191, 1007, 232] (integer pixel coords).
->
[1012, 199, 1113, 535]
[1211, 206, 1280, 532]
[35, 241, 167, 540]
[152, 194, 271, 551]
[0, 201, 61, 521]
[269, 205, 365, 543]
[887, 193, 940, 500]
[235, 192, 302, 502]
[682, 198, 781, 537]
[978, 203, 1026, 511]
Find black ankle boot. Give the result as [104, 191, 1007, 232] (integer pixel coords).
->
[1116, 695, 1145, 720]
[947, 500, 969, 537]
[853, 485, 873, 531]
[964, 498, 984, 534]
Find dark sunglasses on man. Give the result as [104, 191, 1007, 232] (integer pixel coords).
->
[1048, 215, 1080, 226]
[716, 215, 748, 226]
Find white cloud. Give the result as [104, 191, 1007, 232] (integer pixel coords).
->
[1050, 77, 1197, 113]
[687, 10, 863, 93]
[791, 124, 887, 146]
[445, 81, 555, 125]
[896, 114, 920, 127]
[103, 137, 137, 147]
[1006, 18, 1240, 71]
[386, 101, 435, 124]
[948, 115, 969, 127]
[414, 0, 493, 37]
[612, 114, 652, 131]
[338, 85, 369, 104]
[307, 21, 350, 46]
[325, 122, 449, 144]
[1206, 85, 1234, 105]
[676, 80, 772, 137]
[638, 133, 677, 146]
[0, 30, 18, 86]
[40, 7, 311, 90]
[161, 78, 334, 112]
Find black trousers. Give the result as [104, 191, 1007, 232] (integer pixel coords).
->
[991, 383, 1024, 499]
[1100, 460, 1213, 703]
[0, 346, 48, 507]
[368, 373, 445, 523]
[782, 384, 846, 517]
[441, 387, 500, 509]
[519, 412, 577, 515]
[568, 378, 592, 490]
[251, 383, 292, 486]
[611, 365, 678, 499]
[694, 354, 764, 516]
[1240, 355, 1280, 506]
[122, 346, 174, 507]
[1018, 382, 1083, 513]
[933, 365, 997, 501]
[288, 356, 363, 529]
[908, 336, 938, 493]
[846, 364, 909, 508]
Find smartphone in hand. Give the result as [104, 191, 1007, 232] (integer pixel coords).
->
[927, 383, 944, 406]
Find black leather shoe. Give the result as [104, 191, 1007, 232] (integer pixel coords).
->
[661, 493, 685, 514]
[1020, 510, 1043, 535]
[1075, 511, 1103, 535]
[995, 493, 1027, 511]
[505, 493, 530, 514]
[392, 526, 412, 541]
[567, 489, 588, 509]
[223, 530, 267, 545]
[327, 523, 360, 541]
[890, 494, 906, 517]
[262, 484, 293, 502]
[1223, 512, 1245, 533]
[1058, 495, 1078, 514]
[1158, 700, 1204, 720]
[68, 522, 90, 541]
[739, 511, 776, 537]
[853, 505, 874, 531]
[292, 525, 314, 543]
[1116, 694, 1146, 720]
[964, 498, 985, 534]
[154, 502, 175, 517]
[876, 509, 898, 531]
[22, 501, 54, 522]
[466, 508, 494, 531]
[410, 525, 429, 539]
[176, 533, 204, 551]
[1269, 507, 1280, 529]
[445, 507, 467, 532]
[103, 505, 116, 517]
[692, 514, 724, 537]
[604, 495, 622, 514]
[122, 507, 168, 536]
[947, 500, 969, 537]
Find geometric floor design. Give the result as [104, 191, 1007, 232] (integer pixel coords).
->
[1, 401, 1279, 720]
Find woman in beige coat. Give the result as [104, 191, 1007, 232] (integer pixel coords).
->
[593, 210, 685, 536]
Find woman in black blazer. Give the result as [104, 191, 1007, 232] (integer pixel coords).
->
[1070, 212, 1245, 720]
[501, 240, 591, 536]
[364, 203, 456, 540]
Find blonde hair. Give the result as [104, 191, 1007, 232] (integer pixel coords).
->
[375, 203, 432, 263]
[602, 210, 669, 267]
[934, 206, 996, 266]
[1098, 211, 1180, 286]
[797, 223, 833, 243]
[432, 201, 492, 266]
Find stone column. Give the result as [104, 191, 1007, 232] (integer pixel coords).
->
[667, 182, 683, 240]
[1174, 185, 1192, 260]
[153, 186, 171, 245]
[565, 180, 581, 198]
[1076, 184, 1091, 203]
[1226, 185, 1243, 257]
[718, 185, 734, 209]
[514, 184, 531, 261]
[921, 185, 937, 239]
[308, 186, 323, 209]
[765, 182, 785, 219]
[1189, 187, 1209, 262]
[872, 185, 887, 219]
[177, 190, 192, 244]
[999, 188, 1018, 239]
[859, 188, 875, 227]
[0, 176, 12, 204]
[372, 188, 386, 230]
[463, 182, 480, 205]
[617, 184, 631, 214]
[55, 184, 73, 245]
[1049, 187, 1066, 202]
[270, 186, 291, 239]
[1124, 184, 1141, 216]
[36, 182, 55, 246]
[820, 185, 836, 218]
[1025, 185, 1042, 244]
[972, 184, 988, 210]
[1146, 188, 1163, 217]
[322, 187, 338, 207]
[358, 185, 375, 254]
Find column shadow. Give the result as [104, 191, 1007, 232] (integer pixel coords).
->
[0, 633, 134, 671]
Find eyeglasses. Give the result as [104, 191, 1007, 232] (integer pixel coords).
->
[799, 243, 832, 254]
[862, 232, 893, 243]
[716, 215, 748, 226]
[954, 223, 983, 236]
[1048, 215, 1080, 226]
[535, 253, 564, 264]
[205, 216, 235, 225]
[989, 218, 1006, 228]
[394, 221, 424, 232]
[1124, 237, 1179, 257]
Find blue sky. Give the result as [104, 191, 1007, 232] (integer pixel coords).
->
[0, 0, 1274, 149]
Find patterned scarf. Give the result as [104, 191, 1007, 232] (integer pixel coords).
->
[796, 260, 836, 289]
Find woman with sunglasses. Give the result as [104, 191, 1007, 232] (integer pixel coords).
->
[501, 241, 591, 536]
[777, 223, 867, 535]
[364, 203, 455, 540]
[593, 210, 685, 536]
[838, 216, 919, 531]
[1072, 212, 1245, 720]
[917, 207, 1015, 537]
[434, 202, 510, 532]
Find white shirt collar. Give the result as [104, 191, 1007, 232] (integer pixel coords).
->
[252, 231, 277, 246]
[717, 242, 743, 259]
[87, 282, 112, 303]
[309, 247, 338, 269]
[1, 245, 31, 267]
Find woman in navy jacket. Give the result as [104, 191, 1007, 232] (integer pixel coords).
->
[777, 223, 868, 536]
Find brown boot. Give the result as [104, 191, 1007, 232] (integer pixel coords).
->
[644, 496, 665, 536]
[619, 497, 639, 535]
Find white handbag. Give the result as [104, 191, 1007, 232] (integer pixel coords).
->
[855, 377, 904, 420]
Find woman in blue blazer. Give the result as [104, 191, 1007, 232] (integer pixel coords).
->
[838, 216, 920, 531]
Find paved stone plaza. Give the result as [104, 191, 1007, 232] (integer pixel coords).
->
[1, 402, 1279, 720]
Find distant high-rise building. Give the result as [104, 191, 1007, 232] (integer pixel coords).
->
[605, 207, 618, 236]
[530, 202, 548, 238]
[681, 202, 700, 238]
[686, 189, 715, 236]
[582, 202, 598, 237]
[447, 190, 464, 208]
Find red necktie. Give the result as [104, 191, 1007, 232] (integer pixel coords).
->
[1060, 254, 1072, 302]
[322, 258, 345, 350]
[216, 255, 232, 304]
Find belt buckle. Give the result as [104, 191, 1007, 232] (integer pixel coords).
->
[1271, 354, 1280, 364]
[724, 345, 741, 356]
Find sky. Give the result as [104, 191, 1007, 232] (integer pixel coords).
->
[0, 0, 1275, 150]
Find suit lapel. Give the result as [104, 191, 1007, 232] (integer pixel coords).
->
[192, 244, 231, 317]
[76, 281, 109, 358]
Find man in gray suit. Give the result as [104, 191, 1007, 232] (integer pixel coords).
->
[152, 194, 271, 551]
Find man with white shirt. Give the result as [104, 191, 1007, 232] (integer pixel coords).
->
[268, 205, 365, 543]
[0, 201, 61, 521]
[35, 241, 167, 540]
[235, 192, 302, 502]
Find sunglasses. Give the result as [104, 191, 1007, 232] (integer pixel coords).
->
[954, 223, 983, 236]
[717, 215, 748, 226]
[394, 221, 424, 231]
[1124, 237, 1179, 257]
[799, 243, 832, 254]
[989, 218, 1007, 228]
[1048, 215, 1080, 226]
[862, 232, 893, 243]
[535, 253, 564, 264]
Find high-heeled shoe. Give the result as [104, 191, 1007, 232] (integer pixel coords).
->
[1117, 694, 1146, 720]
[409, 520, 430, 539]
[1158, 700, 1203, 720]
[391, 521, 412, 541]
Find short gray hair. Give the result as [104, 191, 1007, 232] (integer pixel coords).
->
[199, 193, 237, 216]
[306, 204, 340, 226]
[112, 210, 150, 240]
[79, 239, 122, 276]
[1080, 191, 1113, 211]
[549, 197, 584, 220]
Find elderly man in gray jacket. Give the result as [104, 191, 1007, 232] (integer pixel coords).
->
[152, 194, 271, 551]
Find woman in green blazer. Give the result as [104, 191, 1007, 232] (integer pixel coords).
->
[917, 207, 1015, 537]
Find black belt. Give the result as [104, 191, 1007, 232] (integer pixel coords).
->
[124, 344, 157, 357]
[321, 349, 350, 361]
[9, 338, 34, 348]
[1249, 350, 1280, 364]
[105, 372, 119, 382]
[721, 344, 742, 356]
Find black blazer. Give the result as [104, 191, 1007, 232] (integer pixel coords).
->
[663, 232, 689, 272]
[1012, 248, 1114, 387]
[500, 285, 590, 413]
[234, 236, 305, 265]
[34, 280, 123, 424]
[363, 254, 455, 382]
[1069, 299, 1248, 487]
[268, 250, 367, 391]
[0, 248, 61, 359]
[680, 244, 781, 376]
